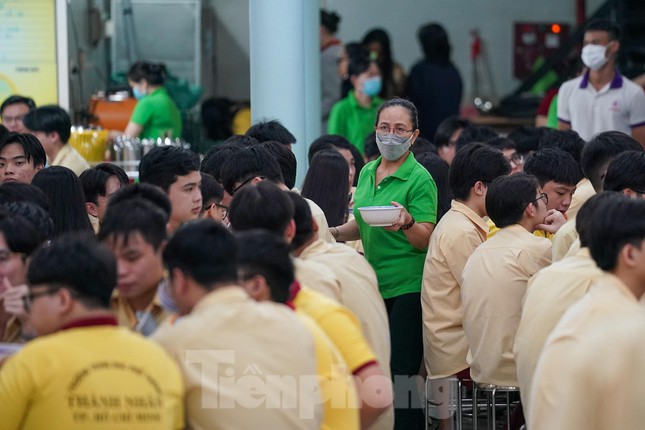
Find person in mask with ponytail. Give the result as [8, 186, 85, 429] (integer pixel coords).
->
[557, 19, 645, 147]
[121, 61, 183, 139]
[330, 98, 437, 429]
[327, 52, 384, 155]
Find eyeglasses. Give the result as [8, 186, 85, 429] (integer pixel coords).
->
[22, 285, 64, 313]
[375, 124, 415, 137]
[506, 153, 524, 165]
[534, 192, 549, 206]
[231, 176, 265, 196]
[204, 202, 229, 220]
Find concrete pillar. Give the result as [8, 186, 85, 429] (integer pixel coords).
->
[249, 0, 321, 187]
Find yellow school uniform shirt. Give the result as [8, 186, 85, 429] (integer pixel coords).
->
[111, 289, 170, 333]
[0, 318, 184, 430]
[487, 218, 556, 240]
[152, 286, 322, 430]
[542, 312, 645, 430]
[528, 274, 645, 430]
[298, 240, 393, 430]
[422, 200, 488, 378]
[513, 247, 601, 418]
[51, 144, 90, 176]
[565, 177, 595, 219]
[461, 224, 551, 386]
[550, 216, 579, 261]
[294, 257, 342, 302]
[296, 313, 360, 430]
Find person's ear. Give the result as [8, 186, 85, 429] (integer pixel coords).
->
[85, 202, 99, 218]
[311, 216, 319, 234]
[525, 201, 537, 218]
[57, 288, 76, 316]
[473, 181, 487, 197]
[607, 40, 620, 57]
[622, 188, 639, 199]
[284, 219, 296, 244]
[246, 275, 271, 302]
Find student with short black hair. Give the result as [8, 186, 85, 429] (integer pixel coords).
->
[487, 137, 523, 174]
[23, 105, 89, 175]
[79, 163, 129, 230]
[0, 95, 35, 133]
[0, 182, 50, 212]
[529, 196, 645, 430]
[461, 173, 552, 389]
[433, 116, 470, 166]
[199, 172, 226, 223]
[0, 132, 46, 184]
[507, 125, 551, 157]
[602, 150, 645, 197]
[259, 140, 297, 190]
[246, 119, 296, 147]
[99, 197, 170, 335]
[421, 143, 510, 426]
[308, 134, 363, 187]
[108, 182, 172, 219]
[139, 145, 202, 234]
[200, 142, 245, 209]
[0, 233, 185, 429]
[153, 220, 325, 430]
[454, 124, 498, 154]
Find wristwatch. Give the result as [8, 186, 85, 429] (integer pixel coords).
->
[400, 216, 416, 231]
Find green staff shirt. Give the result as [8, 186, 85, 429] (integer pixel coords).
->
[130, 87, 183, 139]
[327, 91, 383, 154]
[353, 152, 438, 299]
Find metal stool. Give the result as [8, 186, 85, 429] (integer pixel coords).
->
[472, 382, 520, 430]
[425, 376, 472, 430]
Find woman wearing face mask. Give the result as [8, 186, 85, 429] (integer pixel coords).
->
[121, 61, 182, 139]
[327, 52, 384, 155]
[330, 98, 437, 429]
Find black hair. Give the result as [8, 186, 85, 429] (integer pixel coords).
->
[246, 120, 296, 146]
[603, 151, 645, 193]
[285, 192, 315, 250]
[410, 136, 438, 156]
[348, 53, 373, 79]
[416, 152, 451, 222]
[99, 197, 168, 250]
[301, 150, 349, 227]
[127, 61, 167, 85]
[79, 163, 129, 204]
[434, 116, 471, 148]
[22, 105, 72, 143]
[0, 95, 36, 114]
[0, 125, 7, 141]
[581, 131, 643, 192]
[200, 97, 234, 142]
[320, 9, 341, 34]
[31, 167, 93, 237]
[235, 230, 294, 304]
[219, 145, 283, 195]
[486, 173, 540, 228]
[507, 126, 551, 156]
[139, 145, 200, 192]
[108, 183, 172, 219]
[575, 191, 623, 248]
[418, 23, 452, 65]
[259, 141, 297, 190]
[224, 134, 258, 146]
[487, 137, 517, 151]
[200, 142, 245, 182]
[585, 18, 621, 41]
[164, 220, 238, 287]
[2, 201, 54, 243]
[538, 130, 585, 163]
[308, 135, 364, 186]
[0, 182, 50, 211]
[449, 142, 511, 201]
[375, 97, 419, 130]
[455, 125, 499, 153]
[363, 132, 380, 160]
[588, 197, 645, 271]
[523, 148, 583, 187]
[0, 210, 44, 256]
[200, 172, 224, 206]
[28, 233, 117, 309]
[341, 43, 369, 97]
[361, 28, 394, 98]
[0, 132, 46, 168]
[228, 182, 294, 235]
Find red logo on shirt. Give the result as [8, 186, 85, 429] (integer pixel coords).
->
[609, 100, 620, 113]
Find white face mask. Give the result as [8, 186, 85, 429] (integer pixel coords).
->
[375, 133, 413, 161]
[581, 44, 609, 71]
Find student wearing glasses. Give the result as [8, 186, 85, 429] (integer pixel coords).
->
[461, 173, 552, 392]
[199, 173, 228, 224]
[332, 98, 437, 429]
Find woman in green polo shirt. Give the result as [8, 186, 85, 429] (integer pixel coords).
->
[331, 98, 437, 429]
[122, 61, 183, 139]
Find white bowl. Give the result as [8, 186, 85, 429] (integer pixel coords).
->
[358, 206, 402, 227]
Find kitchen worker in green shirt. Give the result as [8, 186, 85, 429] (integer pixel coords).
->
[327, 50, 384, 155]
[330, 98, 437, 429]
[122, 61, 183, 139]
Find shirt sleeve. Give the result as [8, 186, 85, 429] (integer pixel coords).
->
[407, 174, 438, 225]
[0, 352, 35, 429]
[628, 86, 645, 128]
[327, 102, 345, 136]
[130, 98, 153, 126]
[556, 83, 572, 124]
